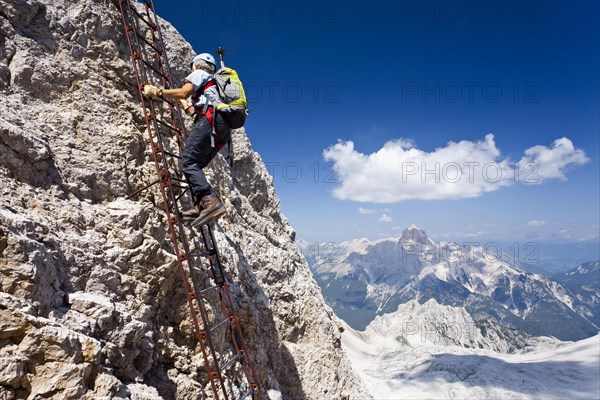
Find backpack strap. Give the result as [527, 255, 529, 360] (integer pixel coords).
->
[194, 79, 219, 148]
[200, 79, 216, 115]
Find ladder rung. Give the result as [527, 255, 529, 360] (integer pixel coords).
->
[196, 283, 220, 296]
[156, 118, 181, 133]
[175, 189, 190, 202]
[130, 6, 157, 30]
[191, 265, 208, 275]
[220, 351, 242, 373]
[189, 251, 211, 258]
[209, 316, 232, 334]
[163, 150, 182, 160]
[171, 176, 186, 183]
[141, 59, 169, 80]
[194, 246, 217, 257]
[134, 29, 162, 54]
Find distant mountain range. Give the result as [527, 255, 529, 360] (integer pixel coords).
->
[496, 241, 599, 275]
[553, 261, 600, 328]
[299, 226, 599, 343]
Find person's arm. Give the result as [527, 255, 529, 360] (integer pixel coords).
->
[163, 84, 195, 116]
[143, 83, 195, 115]
[161, 83, 194, 100]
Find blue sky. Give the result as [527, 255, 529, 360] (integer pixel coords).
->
[153, 0, 599, 245]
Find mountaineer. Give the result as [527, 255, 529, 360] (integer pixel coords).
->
[143, 53, 229, 227]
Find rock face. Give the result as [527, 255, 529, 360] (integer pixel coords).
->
[0, 1, 370, 399]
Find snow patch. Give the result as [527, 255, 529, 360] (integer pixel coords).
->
[343, 319, 600, 400]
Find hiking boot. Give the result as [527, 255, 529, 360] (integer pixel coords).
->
[192, 194, 225, 227]
[180, 203, 200, 222]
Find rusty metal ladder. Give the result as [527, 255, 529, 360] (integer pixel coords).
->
[117, 1, 263, 398]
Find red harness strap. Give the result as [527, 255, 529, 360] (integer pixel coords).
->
[192, 80, 216, 121]
[192, 80, 223, 149]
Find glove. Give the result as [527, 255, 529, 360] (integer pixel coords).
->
[177, 99, 194, 115]
[143, 84, 161, 98]
[177, 98, 190, 110]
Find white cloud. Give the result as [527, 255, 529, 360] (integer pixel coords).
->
[323, 134, 588, 203]
[379, 214, 393, 223]
[527, 220, 547, 226]
[518, 137, 589, 183]
[358, 207, 376, 215]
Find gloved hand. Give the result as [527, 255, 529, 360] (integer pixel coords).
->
[177, 98, 193, 115]
[177, 98, 189, 109]
[143, 84, 161, 98]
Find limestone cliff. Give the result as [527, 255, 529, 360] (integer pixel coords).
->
[0, 1, 370, 399]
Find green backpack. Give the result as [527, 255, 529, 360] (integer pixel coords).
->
[213, 67, 247, 129]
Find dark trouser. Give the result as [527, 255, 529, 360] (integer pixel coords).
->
[182, 113, 230, 200]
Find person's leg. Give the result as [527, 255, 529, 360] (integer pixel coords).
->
[191, 114, 231, 227]
[182, 117, 220, 199]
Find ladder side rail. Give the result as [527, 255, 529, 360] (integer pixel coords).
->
[191, 298, 231, 399]
[200, 225, 227, 283]
[120, 2, 263, 398]
[184, 248, 232, 398]
[121, 1, 174, 183]
[120, 2, 208, 354]
[204, 227, 263, 398]
[127, 4, 228, 391]
[131, 1, 190, 218]
[221, 283, 263, 396]
[143, 0, 188, 155]
[118, 2, 227, 399]
[123, 1, 185, 220]
[120, 1, 176, 209]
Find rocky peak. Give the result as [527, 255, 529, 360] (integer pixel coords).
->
[400, 224, 430, 246]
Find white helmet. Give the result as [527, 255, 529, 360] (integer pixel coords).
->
[191, 53, 216, 70]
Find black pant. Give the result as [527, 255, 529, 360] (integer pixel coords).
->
[182, 113, 230, 199]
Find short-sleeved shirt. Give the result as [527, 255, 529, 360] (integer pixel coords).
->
[185, 69, 220, 112]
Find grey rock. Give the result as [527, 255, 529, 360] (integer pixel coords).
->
[0, 0, 369, 399]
